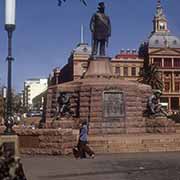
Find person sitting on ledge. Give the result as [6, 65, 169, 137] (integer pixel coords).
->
[147, 90, 168, 117]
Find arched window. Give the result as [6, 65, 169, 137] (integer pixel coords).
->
[159, 23, 165, 30]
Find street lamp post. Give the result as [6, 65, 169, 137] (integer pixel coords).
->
[4, 0, 16, 135]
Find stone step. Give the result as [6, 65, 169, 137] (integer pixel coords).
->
[88, 134, 180, 154]
[89, 122, 125, 128]
[45, 119, 74, 129]
[88, 128, 126, 135]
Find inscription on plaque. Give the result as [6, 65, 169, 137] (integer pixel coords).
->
[103, 91, 125, 118]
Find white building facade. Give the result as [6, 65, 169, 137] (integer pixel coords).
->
[24, 78, 48, 110]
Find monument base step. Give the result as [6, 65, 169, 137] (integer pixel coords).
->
[89, 133, 180, 154]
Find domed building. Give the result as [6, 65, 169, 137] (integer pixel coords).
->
[139, 0, 180, 112]
[70, 43, 91, 80]
[49, 43, 91, 85]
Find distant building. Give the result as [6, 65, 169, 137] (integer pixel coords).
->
[0, 95, 4, 123]
[111, 49, 144, 81]
[48, 45, 143, 85]
[48, 43, 91, 86]
[139, 0, 180, 112]
[32, 91, 46, 111]
[70, 43, 91, 80]
[48, 67, 61, 86]
[0, 87, 7, 123]
[24, 78, 48, 110]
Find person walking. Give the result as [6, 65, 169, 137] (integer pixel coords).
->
[77, 120, 95, 159]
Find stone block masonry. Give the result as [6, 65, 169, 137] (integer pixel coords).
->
[89, 133, 180, 154]
[16, 129, 76, 155]
[0, 125, 180, 155]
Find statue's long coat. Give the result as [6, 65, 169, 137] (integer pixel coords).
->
[90, 12, 111, 41]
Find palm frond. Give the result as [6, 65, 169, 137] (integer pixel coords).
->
[138, 64, 163, 91]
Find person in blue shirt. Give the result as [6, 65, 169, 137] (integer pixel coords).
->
[78, 120, 95, 159]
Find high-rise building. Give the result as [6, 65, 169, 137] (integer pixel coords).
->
[24, 78, 48, 110]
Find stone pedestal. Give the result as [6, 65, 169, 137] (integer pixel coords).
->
[46, 56, 153, 135]
[85, 57, 113, 78]
[145, 116, 176, 133]
[46, 74, 152, 135]
[78, 78, 151, 134]
[0, 135, 19, 156]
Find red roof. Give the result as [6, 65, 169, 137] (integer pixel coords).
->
[115, 54, 139, 59]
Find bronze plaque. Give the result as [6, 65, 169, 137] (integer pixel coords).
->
[103, 91, 125, 118]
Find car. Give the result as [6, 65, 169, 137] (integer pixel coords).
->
[26, 111, 42, 117]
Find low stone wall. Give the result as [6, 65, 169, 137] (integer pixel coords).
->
[1, 123, 180, 155]
[16, 129, 76, 155]
[89, 133, 180, 154]
[13, 126, 180, 155]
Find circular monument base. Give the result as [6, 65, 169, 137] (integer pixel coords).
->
[49, 77, 152, 135]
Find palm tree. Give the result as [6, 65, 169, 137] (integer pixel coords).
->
[139, 64, 163, 91]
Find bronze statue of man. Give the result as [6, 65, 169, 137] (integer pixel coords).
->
[90, 2, 111, 57]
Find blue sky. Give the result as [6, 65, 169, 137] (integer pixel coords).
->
[0, 0, 180, 92]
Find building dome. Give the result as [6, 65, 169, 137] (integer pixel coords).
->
[72, 43, 91, 55]
[147, 0, 180, 49]
[149, 32, 180, 49]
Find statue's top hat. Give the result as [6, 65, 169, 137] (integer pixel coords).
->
[98, 2, 105, 9]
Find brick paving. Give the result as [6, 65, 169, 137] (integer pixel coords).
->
[22, 152, 180, 180]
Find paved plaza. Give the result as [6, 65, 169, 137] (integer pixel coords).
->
[22, 152, 180, 180]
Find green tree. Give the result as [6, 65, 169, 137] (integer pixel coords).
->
[12, 94, 23, 114]
[139, 64, 163, 91]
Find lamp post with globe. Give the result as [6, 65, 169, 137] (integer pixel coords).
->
[4, 0, 16, 134]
